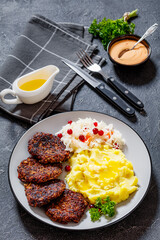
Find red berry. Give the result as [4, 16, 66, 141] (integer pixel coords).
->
[89, 204, 95, 208]
[67, 129, 73, 135]
[79, 135, 85, 142]
[92, 128, 98, 134]
[94, 122, 98, 127]
[57, 133, 63, 139]
[98, 130, 104, 136]
[114, 142, 119, 149]
[65, 165, 71, 171]
[68, 120, 72, 124]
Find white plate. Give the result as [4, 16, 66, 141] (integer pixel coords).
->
[8, 111, 151, 230]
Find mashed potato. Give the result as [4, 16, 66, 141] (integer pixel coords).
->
[66, 145, 138, 204]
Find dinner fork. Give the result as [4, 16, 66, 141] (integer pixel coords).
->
[77, 49, 144, 110]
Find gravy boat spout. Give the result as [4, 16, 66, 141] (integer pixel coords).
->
[33, 65, 60, 91]
[0, 65, 59, 105]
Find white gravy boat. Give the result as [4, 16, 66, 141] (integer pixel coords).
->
[0, 65, 59, 104]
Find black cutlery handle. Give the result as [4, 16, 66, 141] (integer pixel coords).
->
[107, 77, 144, 110]
[96, 83, 135, 117]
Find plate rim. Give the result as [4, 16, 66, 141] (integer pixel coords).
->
[8, 110, 152, 230]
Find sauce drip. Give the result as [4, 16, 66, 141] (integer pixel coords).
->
[19, 79, 46, 91]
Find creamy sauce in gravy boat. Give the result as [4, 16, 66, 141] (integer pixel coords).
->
[0, 65, 59, 104]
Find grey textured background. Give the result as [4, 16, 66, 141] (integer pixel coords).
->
[0, 0, 160, 239]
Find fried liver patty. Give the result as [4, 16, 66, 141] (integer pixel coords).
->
[17, 157, 62, 183]
[46, 189, 88, 224]
[28, 132, 70, 164]
[25, 179, 65, 207]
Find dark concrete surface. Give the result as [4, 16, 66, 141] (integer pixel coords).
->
[0, 0, 160, 239]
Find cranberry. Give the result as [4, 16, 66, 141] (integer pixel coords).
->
[68, 120, 72, 124]
[114, 142, 119, 149]
[94, 122, 98, 127]
[98, 130, 104, 136]
[65, 165, 71, 172]
[57, 133, 63, 139]
[67, 129, 73, 135]
[92, 128, 98, 135]
[79, 135, 85, 142]
[89, 204, 95, 208]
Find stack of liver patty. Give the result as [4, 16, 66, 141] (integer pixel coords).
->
[17, 132, 88, 224]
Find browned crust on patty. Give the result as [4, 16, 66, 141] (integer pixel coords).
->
[17, 157, 62, 183]
[28, 132, 70, 164]
[46, 189, 88, 224]
[25, 179, 66, 207]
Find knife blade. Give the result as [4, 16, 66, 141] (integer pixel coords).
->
[62, 59, 135, 117]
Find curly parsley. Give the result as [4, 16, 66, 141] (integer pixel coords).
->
[88, 9, 138, 50]
[89, 207, 101, 222]
[89, 196, 116, 221]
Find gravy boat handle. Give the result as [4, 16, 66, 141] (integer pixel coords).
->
[0, 88, 22, 104]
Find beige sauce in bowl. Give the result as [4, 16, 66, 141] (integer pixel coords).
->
[109, 39, 148, 65]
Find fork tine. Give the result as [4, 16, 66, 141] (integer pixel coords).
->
[77, 51, 90, 67]
[79, 49, 92, 66]
[80, 51, 92, 67]
[78, 50, 84, 60]
[76, 52, 88, 68]
[79, 50, 91, 67]
[81, 49, 93, 65]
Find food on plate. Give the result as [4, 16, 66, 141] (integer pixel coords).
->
[56, 118, 125, 153]
[17, 157, 62, 183]
[28, 132, 70, 164]
[25, 179, 66, 207]
[66, 144, 138, 204]
[89, 196, 116, 222]
[109, 39, 148, 65]
[88, 9, 138, 50]
[46, 189, 88, 224]
[17, 117, 138, 225]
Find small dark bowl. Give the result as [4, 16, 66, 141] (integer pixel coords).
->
[107, 34, 151, 67]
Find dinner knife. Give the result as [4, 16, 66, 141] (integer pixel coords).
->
[62, 59, 135, 117]
[100, 72, 144, 110]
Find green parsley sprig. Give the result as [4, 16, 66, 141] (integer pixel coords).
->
[89, 196, 116, 222]
[88, 9, 138, 50]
